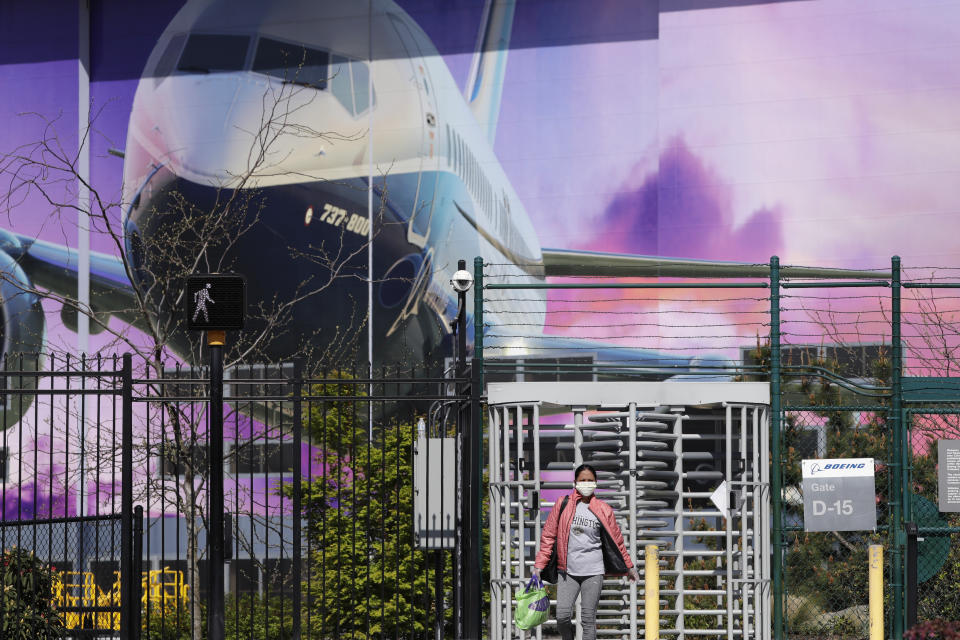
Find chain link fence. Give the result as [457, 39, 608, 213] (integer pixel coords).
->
[908, 412, 960, 624]
[782, 401, 891, 640]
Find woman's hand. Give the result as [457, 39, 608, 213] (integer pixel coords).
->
[531, 567, 541, 579]
[627, 567, 639, 582]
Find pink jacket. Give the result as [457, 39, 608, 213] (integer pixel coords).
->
[534, 491, 634, 576]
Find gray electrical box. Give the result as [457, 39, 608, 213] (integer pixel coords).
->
[413, 436, 456, 549]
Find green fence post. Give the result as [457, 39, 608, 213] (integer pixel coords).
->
[770, 256, 784, 640]
[891, 255, 904, 639]
[471, 256, 484, 637]
[474, 257, 483, 384]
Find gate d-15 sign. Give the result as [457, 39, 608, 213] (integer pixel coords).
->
[801, 458, 877, 532]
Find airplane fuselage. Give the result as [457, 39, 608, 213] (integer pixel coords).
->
[121, 0, 546, 367]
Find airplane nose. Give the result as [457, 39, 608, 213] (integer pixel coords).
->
[154, 74, 335, 182]
[156, 76, 246, 179]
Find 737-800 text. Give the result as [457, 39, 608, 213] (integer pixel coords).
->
[319, 204, 370, 236]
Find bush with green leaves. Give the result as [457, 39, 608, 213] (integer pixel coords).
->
[0, 548, 64, 640]
[140, 599, 197, 640]
[903, 619, 960, 640]
[225, 595, 295, 640]
[297, 377, 449, 638]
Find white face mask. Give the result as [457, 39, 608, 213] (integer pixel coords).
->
[575, 481, 597, 497]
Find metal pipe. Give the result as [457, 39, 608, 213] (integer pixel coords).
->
[739, 406, 750, 639]
[645, 545, 660, 640]
[485, 282, 770, 290]
[725, 404, 734, 640]
[673, 413, 686, 638]
[761, 407, 772, 640]
[781, 281, 888, 288]
[628, 403, 638, 639]
[573, 409, 584, 467]
[891, 255, 904, 640]
[120, 354, 133, 640]
[532, 404, 543, 640]
[132, 505, 143, 640]
[207, 330, 226, 640]
[292, 359, 303, 640]
[902, 282, 960, 288]
[769, 256, 784, 640]
[869, 544, 884, 640]
[490, 407, 502, 640]
[752, 407, 763, 640]
[906, 522, 918, 630]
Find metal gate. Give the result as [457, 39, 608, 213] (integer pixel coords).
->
[487, 381, 770, 640]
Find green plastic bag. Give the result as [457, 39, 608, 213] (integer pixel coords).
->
[514, 576, 549, 630]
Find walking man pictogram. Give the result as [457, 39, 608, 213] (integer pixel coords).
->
[193, 283, 215, 323]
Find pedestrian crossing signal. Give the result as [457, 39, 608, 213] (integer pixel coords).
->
[185, 274, 246, 331]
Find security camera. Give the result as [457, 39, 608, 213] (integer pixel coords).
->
[450, 269, 474, 293]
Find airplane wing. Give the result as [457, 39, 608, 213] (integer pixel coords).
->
[540, 248, 888, 280]
[2, 231, 147, 332]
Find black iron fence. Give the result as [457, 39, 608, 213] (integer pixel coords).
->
[0, 353, 470, 639]
[0, 352, 136, 638]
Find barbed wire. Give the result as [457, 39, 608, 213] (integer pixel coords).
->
[477, 274, 960, 378]
[494, 321, 769, 329]
[484, 296, 770, 303]
[488, 308, 771, 315]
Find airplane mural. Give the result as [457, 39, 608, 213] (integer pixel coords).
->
[1, 0, 959, 592]
[0, 0, 882, 391]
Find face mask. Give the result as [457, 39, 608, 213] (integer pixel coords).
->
[575, 481, 597, 497]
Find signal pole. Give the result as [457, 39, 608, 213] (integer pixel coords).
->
[207, 328, 225, 640]
[186, 274, 245, 640]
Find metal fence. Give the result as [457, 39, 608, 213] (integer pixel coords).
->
[477, 254, 960, 640]
[6, 254, 960, 639]
[905, 411, 960, 626]
[0, 352, 137, 638]
[0, 353, 471, 639]
[780, 397, 891, 638]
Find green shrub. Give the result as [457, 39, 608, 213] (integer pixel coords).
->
[0, 548, 64, 640]
[903, 619, 960, 640]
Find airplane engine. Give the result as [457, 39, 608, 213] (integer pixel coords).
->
[0, 242, 46, 427]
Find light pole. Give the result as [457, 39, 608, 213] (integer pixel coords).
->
[450, 260, 481, 639]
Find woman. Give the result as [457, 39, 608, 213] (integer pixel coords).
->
[532, 464, 639, 640]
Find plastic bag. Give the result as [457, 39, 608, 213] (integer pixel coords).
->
[514, 575, 549, 630]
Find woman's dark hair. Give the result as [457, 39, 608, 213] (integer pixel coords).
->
[574, 463, 597, 481]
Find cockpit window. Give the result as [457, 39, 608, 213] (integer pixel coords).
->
[253, 38, 329, 89]
[164, 33, 376, 115]
[329, 56, 375, 117]
[352, 59, 371, 114]
[177, 34, 250, 73]
[154, 34, 186, 84]
[330, 56, 352, 111]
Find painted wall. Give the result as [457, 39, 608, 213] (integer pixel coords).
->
[2, 0, 959, 517]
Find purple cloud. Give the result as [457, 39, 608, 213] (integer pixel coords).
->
[585, 137, 782, 262]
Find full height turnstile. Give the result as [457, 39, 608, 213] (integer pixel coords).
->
[488, 382, 771, 640]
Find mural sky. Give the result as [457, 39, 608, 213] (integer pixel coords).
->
[1, 0, 958, 359]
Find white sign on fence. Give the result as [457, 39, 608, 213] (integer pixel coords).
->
[939, 440, 960, 513]
[801, 458, 877, 532]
